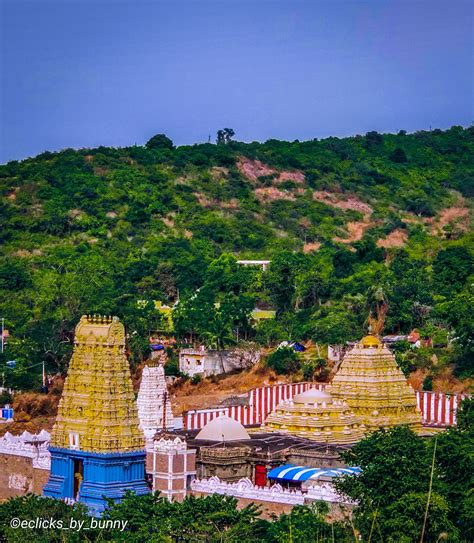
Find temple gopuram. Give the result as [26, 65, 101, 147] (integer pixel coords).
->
[137, 346, 174, 445]
[328, 334, 423, 433]
[43, 315, 150, 515]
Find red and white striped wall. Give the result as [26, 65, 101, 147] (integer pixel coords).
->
[183, 382, 320, 430]
[417, 391, 468, 426]
[183, 383, 469, 431]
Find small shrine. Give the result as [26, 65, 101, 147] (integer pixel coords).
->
[43, 315, 149, 515]
[262, 388, 365, 445]
[137, 347, 174, 444]
[328, 334, 423, 433]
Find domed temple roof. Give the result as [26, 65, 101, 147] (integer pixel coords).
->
[196, 415, 250, 442]
[262, 388, 364, 445]
[359, 334, 382, 348]
[293, 388, 333, 404]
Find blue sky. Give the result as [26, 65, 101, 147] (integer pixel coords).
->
[1, 0, 473, 163]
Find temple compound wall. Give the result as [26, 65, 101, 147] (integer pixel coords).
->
[0, 430, 51, 500]
[191, 476, 353, 519]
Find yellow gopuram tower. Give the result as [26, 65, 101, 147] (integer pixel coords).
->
[51, 315, 144, 452]
[328, 334, 423, 433]
[44, 315, 149, 515]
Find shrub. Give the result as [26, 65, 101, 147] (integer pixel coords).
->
[266, 347, 301, 375]
[422, 375, 433, 391]
[191, 374, 202, 385]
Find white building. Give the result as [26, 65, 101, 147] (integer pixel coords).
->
[179, 347, 260, 378]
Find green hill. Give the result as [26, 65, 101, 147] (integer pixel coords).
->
[0, 126, 473, 388]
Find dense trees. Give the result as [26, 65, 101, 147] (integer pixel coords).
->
[145, 133, 174, 150]
[0, 127, 472, 386]
[335, 399, 474, 542]
[0, 492, 351, 542]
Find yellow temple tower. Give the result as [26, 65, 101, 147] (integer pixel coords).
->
[50, 315, 144, 452]
[328, 334, 422, 433]
[262, 388, 365, 445]
[44, 315, 149, 514]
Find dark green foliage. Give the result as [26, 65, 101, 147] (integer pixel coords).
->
[145, 133, 174, 150]
[389, 146, 408, 163]
[0, 494, 91, 543]
[435, 287, 474, 374]
[216, 128, 235, 145]
[422, 374, 433, 391]
[266, 346, 301, 374]
[0, 491, 358, 542]
[264, 503, 352, 542]
[433, 246, 473, 297]
[334, 427, 461, 542]
[364, 130, 383, 148]
[433, 398, 474, 539]
[0, 259, 31, 290]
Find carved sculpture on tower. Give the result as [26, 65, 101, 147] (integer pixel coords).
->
[137, 347, 174, 444]
[43, 315, 150, 515]
[328, 334, 423, 433]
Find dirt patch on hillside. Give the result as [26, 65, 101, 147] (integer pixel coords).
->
[334, 215, 373, 243]
[162, 216, 175, 228]
[210, 166, 229, 179]
[377, 228, 408, 248]
[7, 188, 18, 200]
[195, 193, 240, 210]
[303, 242, 321, 253]
[408, 368, 473, 394]
[237, 157, 305, 184]
[254, 187, 296, 202]
[430, 206, 470, 235]
[313, 191, 373, 214]
[170, 363, 290, 413]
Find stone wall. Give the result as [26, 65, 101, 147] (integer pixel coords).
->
[0, 454, 50, 499]
[0, 430, 51, 500]
[191, 476, 350, 508]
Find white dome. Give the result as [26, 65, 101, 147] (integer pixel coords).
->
[196, 415, 250, 441]
[293, 388, 332, 404]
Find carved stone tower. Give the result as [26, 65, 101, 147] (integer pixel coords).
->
[43, 315, 149, 515]
[328, 334, 422, 433]
[137, 348, 174, 445]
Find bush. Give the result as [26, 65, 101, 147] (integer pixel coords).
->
[145, 133, 174, 150]
[191, 374, 202, 385]
[0, 390, 12, 405]
[302, 363, 314, 381]
[422, 375, 433, 391]
[266, 347, 301, 375]
[164, 354, 180, 376]
[389, 147, 408, 163]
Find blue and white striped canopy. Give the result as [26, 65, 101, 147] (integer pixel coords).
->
[267, 464, 361, 482]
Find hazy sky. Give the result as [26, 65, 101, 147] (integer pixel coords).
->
[1, 0, 473, 163]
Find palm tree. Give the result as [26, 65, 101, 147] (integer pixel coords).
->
[365, 285, 389, 335]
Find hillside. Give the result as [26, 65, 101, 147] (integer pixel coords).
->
[0, 127, 473, 390]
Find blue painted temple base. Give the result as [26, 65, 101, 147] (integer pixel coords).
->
[43, 447, 150, 516]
